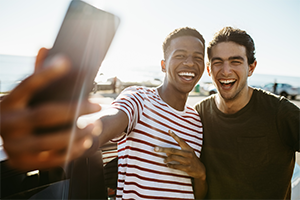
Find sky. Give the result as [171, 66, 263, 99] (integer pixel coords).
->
[0, 0, 300, 82]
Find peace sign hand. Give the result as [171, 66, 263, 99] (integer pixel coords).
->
[154, 130, 207, 199]
[154, 130, 206, 180]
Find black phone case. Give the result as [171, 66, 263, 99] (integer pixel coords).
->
[28, 0, 119, 134]
[28, 0, 119, 107]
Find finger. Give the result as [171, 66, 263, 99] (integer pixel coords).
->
[35, 47, 49, 72]
[4, 124, 95, 155]
[168, 130, 192, 151]
[0, 109, 34, 138]
[0, 101, 100, 139]
[164, 154, 191, 165]
[1, 55, 70, 109]
[10, 133, 92, 171]
[165, 158, 205, 179]
[166, 162, 189, 172]
[154, 146, 190, 157]
[29, 101, 101, 127]
[7, 148, 75, 171]
[35, 124, 95, 152]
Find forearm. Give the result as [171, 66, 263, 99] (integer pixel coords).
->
[83, 109, 128, 156]
[97, 110, 128, 147]
[194, 177, 208, 199]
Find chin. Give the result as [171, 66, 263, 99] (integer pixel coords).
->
[219, 90, 240, 101]
[178, 87, 194, 95]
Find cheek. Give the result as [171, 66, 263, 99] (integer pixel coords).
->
[209, 67, 218, 77]
[197, 62, 205, 70]
[238, 68, 249, 78]
[166, 61, 178, 71]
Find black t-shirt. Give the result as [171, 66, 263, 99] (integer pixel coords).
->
[195, 89, 300, 199]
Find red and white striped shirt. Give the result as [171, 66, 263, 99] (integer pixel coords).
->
[111, 86, 203, 200]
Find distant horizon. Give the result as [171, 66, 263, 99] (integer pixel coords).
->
[1, 54, 300, 80]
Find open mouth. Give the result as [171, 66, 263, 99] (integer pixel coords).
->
[178, 72, 195, 81]
[219, 79, 236, 88]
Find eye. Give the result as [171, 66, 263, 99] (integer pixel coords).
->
[212, 61, 222, 66]
[195, 56, 203, 61]
[231, 60, 242, 65]
[175, 54, 185, 59]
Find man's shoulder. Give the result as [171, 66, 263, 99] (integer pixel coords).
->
[120, 86, 156, 97]
[253, 88, 289, 104]
[193, 95, 215, 116]
[195, 95, 215, 107]
[114, 86, 160, 106]
[253, 88, 299, 111]
[122, 85, 152, 92]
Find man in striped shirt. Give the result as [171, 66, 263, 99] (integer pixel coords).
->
[93, 27, 207, 199]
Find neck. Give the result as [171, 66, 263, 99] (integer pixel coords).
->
[157, 84, 188, 111]
[215, 86, 253, 114]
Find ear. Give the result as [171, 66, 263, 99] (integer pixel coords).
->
[248, 60, 257, 77]
[206, 62, 211, 77]
[161, 60, 166, 72]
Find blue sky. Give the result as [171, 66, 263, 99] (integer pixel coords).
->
[0, 0, 299, 80]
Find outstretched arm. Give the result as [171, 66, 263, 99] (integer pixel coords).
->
[154, 130, 207, 199]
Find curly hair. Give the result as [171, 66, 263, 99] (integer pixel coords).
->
[207, 27, 256, 65]
[162, 27, 205, 59]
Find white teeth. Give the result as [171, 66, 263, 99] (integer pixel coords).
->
[220, 79, 235, 84]
[178, 72, 195, 77]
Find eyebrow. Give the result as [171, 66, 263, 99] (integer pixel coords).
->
[174, 49, 204, 55]
[211, 56, 244, 62]
[229, 56, 244, 61]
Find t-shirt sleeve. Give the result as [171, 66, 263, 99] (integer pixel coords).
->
[277, 98, 300, 152]
[111, 86, 144, 136]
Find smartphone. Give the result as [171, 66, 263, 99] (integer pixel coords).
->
[28, 0, 120, 133]
[29, 0, 120, 107]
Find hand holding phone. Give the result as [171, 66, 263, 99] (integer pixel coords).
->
[28, 0, 120, 134]
[29, 0, 120, 106]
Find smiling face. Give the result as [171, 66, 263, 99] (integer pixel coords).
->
[207, 41, 256, 102]
[161, 35, 204, 95]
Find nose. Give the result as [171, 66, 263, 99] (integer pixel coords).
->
[183, 55, 194, 67]
[221, 61, 232, 76]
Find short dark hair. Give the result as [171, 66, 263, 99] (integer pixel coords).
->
[162, 27, 205, 59]
[207, 27, 256, 65]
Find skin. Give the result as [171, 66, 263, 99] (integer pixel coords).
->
[159, 36, 205, 111]
[207, 41, 257, 114]
[0, 48, 101, 171]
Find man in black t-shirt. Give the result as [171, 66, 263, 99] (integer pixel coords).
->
[194, 27, 299, 199]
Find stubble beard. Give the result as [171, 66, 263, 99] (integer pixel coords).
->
[219, 80, 248, 102]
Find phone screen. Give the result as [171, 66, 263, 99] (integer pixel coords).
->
[29, 0, 120, 107]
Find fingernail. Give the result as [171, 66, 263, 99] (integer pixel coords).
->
[83, 136, 93, 149]
[154, 147, 160, 152]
